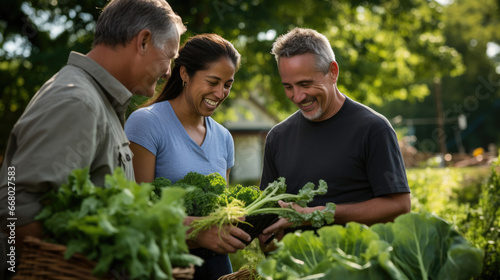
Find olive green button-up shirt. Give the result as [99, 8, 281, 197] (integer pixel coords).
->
[0, 51, 135, 228]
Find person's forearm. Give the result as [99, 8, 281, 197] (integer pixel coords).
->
[333, 193, 411, 226]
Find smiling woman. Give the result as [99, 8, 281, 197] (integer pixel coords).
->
[124, 34, 248, 280]
[126, 33, 240, 183]
[179, 57, 235, 116]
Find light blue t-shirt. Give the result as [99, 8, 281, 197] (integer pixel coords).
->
[125, 101, 234, 183]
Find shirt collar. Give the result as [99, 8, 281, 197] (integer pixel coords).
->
[67, 51, 132, 115]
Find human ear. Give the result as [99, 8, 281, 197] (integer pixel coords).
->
[136, 29, 152, 55]
[329, 61, 339, 84]
[179, 65, 189, 83]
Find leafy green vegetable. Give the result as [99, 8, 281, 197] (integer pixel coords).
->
[188, 178, 336, 239]
[152, 173, 335, 242]
[220, 184, 262, 207]
[36, 167, 203, 279]
[257, 212, 484, 280]
[152, 172, 227, 216]
[243, 178, 335, 228]
[151, 176, 171, 200]
[371, 212, 484, 280]
[258, 223, 396, 280]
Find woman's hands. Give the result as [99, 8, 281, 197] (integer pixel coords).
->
[185, 216, 251, 254]
[196, 224, 250, 254]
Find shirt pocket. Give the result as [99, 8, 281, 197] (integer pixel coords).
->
[117, 141, 134, 180]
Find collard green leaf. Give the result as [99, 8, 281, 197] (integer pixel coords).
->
[372, 213, 439, 279]
[258, 212, 483, 280]
[371, 212, 484, 280]
[437, 242, 484, 280]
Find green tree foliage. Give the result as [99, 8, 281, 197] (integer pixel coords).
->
[0, 0, 464, 155]
[440, 0, 500, 153]
[0, 0, 106, 157]
[374, 0, 500, 153]
[168, 0, 464, 118]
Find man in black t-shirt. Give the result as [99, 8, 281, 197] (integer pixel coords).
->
[258, 27, 411, 249]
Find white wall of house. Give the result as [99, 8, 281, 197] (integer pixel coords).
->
[224, 97, 278, 183]
[231, 134, 264, 183]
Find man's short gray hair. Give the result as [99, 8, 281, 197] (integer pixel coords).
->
[271, 27, 336, 73]
[93, 0, 186, 49]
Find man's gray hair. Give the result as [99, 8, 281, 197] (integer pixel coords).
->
[271, 27, 336, 73]
[93, 0, 186, 49]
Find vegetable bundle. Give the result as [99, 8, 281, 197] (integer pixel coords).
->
[153, 173, 336, 241]
[36, 168, 203, 279]
[151, 172, 260, 216]
[257, 212, 484, 280]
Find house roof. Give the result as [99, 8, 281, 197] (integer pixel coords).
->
[223, 96, 279, 132]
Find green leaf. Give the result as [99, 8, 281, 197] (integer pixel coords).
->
[437, 242, 484, 280]
[371, 212, 484, 280]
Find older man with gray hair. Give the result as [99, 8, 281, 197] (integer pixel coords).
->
[0, 1, 185, 277]
[259, 27, 411, 248]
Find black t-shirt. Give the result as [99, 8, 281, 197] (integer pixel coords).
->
[260, 96, 410, 207]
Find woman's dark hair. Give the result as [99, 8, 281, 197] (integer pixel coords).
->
[146, 33, 241, 105]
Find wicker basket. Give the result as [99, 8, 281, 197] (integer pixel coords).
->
[218, 269, 258, 280]
[12, 236, 195, 280]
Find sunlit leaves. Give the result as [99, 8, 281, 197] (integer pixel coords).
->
[0, 0, 468, 150]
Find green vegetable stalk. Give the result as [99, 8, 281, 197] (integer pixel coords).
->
[188, 178, 336, 239]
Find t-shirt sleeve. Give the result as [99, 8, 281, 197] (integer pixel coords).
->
[125, 108, 161, 156]
[259, 129, 279, 190]
[366, 127, 410, 196]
